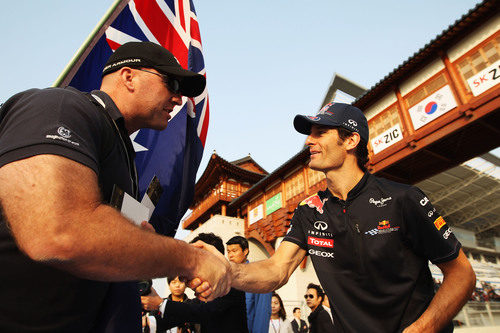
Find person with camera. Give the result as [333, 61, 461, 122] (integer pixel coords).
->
[142, 277, 197, 333]
[0, 42, 231, 333]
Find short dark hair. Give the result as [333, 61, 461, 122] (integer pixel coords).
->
[226, 236, 249, 251]
[293, 307, 301, 313]
[336, 127, 369, 171]
[272, 292, 287, 320]
[167, 276, 186, 284]
[307, 283, 325, 302]
[191, 233, 224, 255]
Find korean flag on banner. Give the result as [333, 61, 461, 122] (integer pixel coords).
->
[408, 85, 457, 131]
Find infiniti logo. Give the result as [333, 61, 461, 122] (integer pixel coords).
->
[314, 221, 328, 231]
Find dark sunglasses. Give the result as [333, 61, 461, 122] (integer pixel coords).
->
[136, 69, 181, 94]
[304, 294, 315, 299]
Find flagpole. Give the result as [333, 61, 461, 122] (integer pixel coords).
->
[53, 0, 130, 87]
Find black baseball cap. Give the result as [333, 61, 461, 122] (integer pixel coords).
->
[102, 41, 206, 97]
[294, 102, 369, 142]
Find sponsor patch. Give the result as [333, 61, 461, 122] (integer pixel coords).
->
[365, 225, 400, 236]
[377, 220, 391, 230]
[307, 236, 333, 248]
[313, 221, 328, 231]
[300, 195, 328, 214]
[434, 216, 446, 231]
[308, 249, 334, 258]
[420, 197, 429, 206]
[443, 227, 452, 239]
[46, 126, 80, 146]
[369, 196, 392, 207]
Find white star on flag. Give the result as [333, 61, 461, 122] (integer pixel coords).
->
[130, 130, 148, 152]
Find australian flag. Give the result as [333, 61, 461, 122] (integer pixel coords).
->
[57, 0, 209, 236]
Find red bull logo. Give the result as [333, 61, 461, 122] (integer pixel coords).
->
[377, 220, 391, 230]
[300, 195, 328, 214]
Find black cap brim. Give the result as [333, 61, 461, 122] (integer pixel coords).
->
[293, 114, 341, 135]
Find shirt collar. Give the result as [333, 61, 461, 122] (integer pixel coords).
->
[90, 90, 124, 123]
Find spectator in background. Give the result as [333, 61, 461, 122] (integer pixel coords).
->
[227, 235, 272, 333]
[305, 284, 333, 333]
[269, 292, 293, 333]
[290, 307, 308, 333]
[142, 277, 197, 333]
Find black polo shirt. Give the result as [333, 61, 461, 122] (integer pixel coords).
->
[284, 172, 459, 332]
[0, 87, 140, 332]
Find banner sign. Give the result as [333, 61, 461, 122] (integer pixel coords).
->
[266, 193, 282, 215]
[248, 204, 264, 225]
[370, 123, 403, 154]
[408, 85, 457, 130]
[467, 59, 500, 96]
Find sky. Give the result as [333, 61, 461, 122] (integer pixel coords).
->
[0, 0, 490, 297]
[0, 0, 486, 176]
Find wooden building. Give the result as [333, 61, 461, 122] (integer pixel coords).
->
[183, 0, 500, 254]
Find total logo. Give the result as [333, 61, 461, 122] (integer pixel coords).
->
[309, 249, 334, 258]
[420, 197, 429, 206]
[307, 236, 333, 248]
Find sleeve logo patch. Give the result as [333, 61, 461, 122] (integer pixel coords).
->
[57, 126, 72, 138]
[434, 216, 446, 230]
[46, 126, 80, 146]
[307, 236, 334, 248]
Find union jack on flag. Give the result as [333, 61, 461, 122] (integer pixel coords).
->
[57, 0, 209, 236]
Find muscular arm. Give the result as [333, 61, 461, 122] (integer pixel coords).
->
[231, 241, 306, 293]
[0, 155, 230, 299]
[404, 249, 476, 332]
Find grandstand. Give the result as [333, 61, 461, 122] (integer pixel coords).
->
[422, 148, 500, 331]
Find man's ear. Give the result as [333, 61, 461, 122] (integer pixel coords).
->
[344, 132, 361, 152]
[118, 67, 135, 92]
[243, 248, 249, 258]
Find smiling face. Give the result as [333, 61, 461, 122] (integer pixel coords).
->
[305, 125, 348, 172]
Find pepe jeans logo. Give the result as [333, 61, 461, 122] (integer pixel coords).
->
[369, 196, 392, 207]
[314, 221, 328, 231]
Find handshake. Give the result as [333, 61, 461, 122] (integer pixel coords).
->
[184, 237, 233, 302]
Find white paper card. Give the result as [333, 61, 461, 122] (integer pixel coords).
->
[121, 192, 150, 226]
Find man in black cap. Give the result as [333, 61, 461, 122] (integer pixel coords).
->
[0, 42, 230, 333]
[200, 102, 476, 332]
